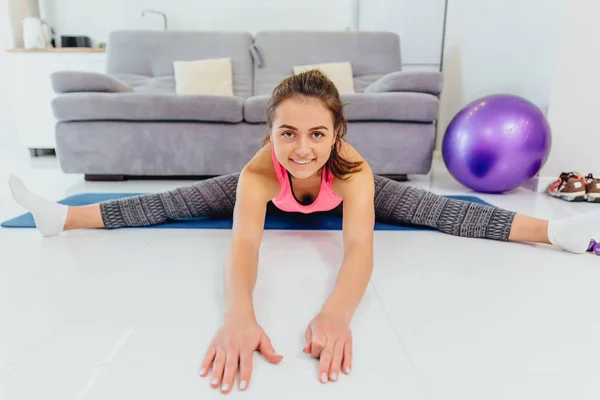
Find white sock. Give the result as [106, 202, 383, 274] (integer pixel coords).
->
[8, 174, 68, 237]
[547, 209, 600, 254]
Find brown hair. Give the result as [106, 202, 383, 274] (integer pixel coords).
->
[262, 69, 363, 180]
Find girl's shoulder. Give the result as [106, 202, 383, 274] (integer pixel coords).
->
[244, 142, 276, 175]
[331, 141, 373, 195]
[240, 143, 280, 198]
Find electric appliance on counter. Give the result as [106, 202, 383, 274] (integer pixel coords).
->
[61, 35, 92, 48]
[22, 16, 54, 48]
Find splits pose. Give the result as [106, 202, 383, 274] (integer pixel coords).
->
[8, 70, 599, 394]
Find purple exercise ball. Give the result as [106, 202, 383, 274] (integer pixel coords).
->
[442, 94, 552, 193]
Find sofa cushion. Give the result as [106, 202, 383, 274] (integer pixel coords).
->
[364, 71, 444, 96]
[51, 71, 134, 93]
[251, 31, 402, 96]
[52, 93, 244, 123]
[173, 58, 234, 96]
[244, 93, 439, 124]
[244, 95, 271, 123]
[112, 74, 176, 94]
[106, 30, 254, 97]
[344, 93, 439, 122]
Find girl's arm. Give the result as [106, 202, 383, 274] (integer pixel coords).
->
[224, 167, 274, 320]
[303, 160, 375, 382]
[201, 166, 283, 393]
[321, 162, 376, 322]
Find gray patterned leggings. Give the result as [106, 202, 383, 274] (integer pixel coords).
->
[99, 173, 517, 241]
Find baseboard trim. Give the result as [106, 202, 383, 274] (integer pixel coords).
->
[523, 176, 554, 193]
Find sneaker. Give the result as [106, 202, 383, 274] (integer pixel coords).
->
[585, 174, 600, 203]
[547, 172, 587, 201]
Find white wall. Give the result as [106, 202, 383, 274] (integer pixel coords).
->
[0, 0, 15, 143]
[38, 0, 445, 67]
[358, 0, 446, 67]
[38, 0, 357, 46]
[539, 0, 600, 179]
[437, 0, 565, 150]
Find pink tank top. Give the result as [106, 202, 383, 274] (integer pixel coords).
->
[271, 148, 343, 214]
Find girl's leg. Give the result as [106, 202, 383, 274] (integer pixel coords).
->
[9, 173, 240, 236]
[508, 214, 551, 244]
[373, 175, 517, 241]
[64, 204, 104, 230]
[373, 175, 596, 253]
[98, 173, 239, 229]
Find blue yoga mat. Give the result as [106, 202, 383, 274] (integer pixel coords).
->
[1, 193, 492, 231]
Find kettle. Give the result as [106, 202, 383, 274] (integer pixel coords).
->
[22, 17, 54, 49]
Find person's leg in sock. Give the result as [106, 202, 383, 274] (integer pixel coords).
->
[9, 173, 240, 236]
[373, 175, 596, 254]
[9, 174, 69, 237]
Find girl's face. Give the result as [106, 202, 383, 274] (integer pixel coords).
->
[270, 97, 336, 180]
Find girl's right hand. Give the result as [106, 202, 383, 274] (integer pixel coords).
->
[200, 313, 283, 394]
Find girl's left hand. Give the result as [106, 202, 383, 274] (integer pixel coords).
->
[303, 311, 352, 383]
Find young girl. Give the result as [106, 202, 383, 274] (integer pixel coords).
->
[8, 70, 599, 394]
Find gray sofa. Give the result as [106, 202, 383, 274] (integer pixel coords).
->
[51, 30, 443, 180]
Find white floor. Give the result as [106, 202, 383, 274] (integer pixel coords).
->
[1, 133, 600, 400]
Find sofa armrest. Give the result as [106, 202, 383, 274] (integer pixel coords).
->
[364, 71, 443, 96]
[51, 71, 135, 94]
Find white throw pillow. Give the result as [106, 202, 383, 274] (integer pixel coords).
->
[173, 58, 234, 96]
[293, 62, 355, 94]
